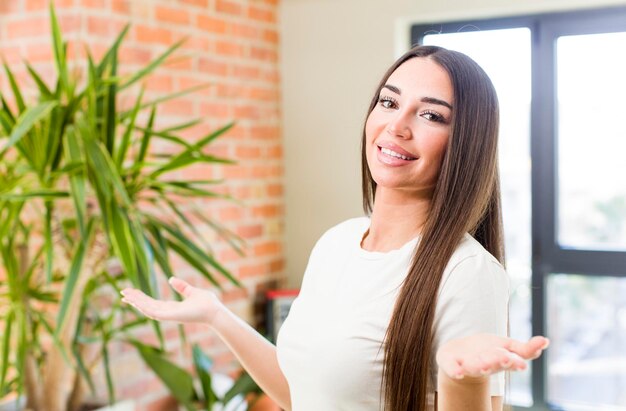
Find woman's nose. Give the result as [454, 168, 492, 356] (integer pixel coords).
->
[385, 111, 412, 139]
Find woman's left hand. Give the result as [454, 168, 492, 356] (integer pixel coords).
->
[436, 334, 549, 381]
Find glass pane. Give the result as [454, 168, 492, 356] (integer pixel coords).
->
[423, 28, 533, 406]
[547, 274, 626, 410]
[557, 33, 626, 251]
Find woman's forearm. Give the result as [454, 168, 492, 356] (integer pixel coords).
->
[121, 279, 291, 409]
[211, 307, 291, 410]
[436, 369, 490, 411]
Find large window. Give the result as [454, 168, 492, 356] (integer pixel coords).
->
[413, 7, 626, 411]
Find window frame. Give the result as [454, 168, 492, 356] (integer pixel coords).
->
[412, 6, 626, 411]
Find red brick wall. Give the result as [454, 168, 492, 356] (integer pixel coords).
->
[0, 0, 283, 409]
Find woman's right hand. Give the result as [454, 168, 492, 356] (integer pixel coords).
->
[121, 277, 224, 326]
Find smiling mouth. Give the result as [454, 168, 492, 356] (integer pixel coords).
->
[378, 146, 417, 161]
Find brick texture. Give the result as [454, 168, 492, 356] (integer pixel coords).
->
[0, 0, 283, 409]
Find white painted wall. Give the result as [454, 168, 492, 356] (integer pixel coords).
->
[280, 0, 626, 287]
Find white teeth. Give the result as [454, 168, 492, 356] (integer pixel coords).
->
[381, 147, 413, 161]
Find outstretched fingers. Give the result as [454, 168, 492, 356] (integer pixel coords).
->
[480, 348, 526, 373]
[504, 336, 550, 360]
[456, 351, 513, 377]
[437, 334, 549, 382]
[121, 288, 172, 321]
[169, 276, 194, 298]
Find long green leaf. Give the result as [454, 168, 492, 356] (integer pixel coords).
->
[0, 189, 69, 201]
[72, 343, 95, 396]
[0, 110, 14, 136]
[102, 345, 115, 403]
[104, 47, 118, 153]
[161, 119, 203, 133]
[55, 219, 95, 335]
[165, 238, 221, 289]
[26, 289, 58, 303]
[163, 198, 211, 251]
[19, 239, 43, 288]
[128, 217, 153, 295]
[44, 201, 53, 283]
[0, 310, 14, 393]
[0, 94, 15, 120]
[156, 218, 241, 287]
[136, 106, 157, 165]
[115, 88, 144, 169]
[83, 135, 131, 205]
[128, 106, 157, 185]
[145, 224, 175, 280]
[190, 206, 245, 256]
[50, 99, 73, 172]
[149, 121, 234, 177]
[85, 51, 100, 133]
[192, 344, 217, 407]
[50, 3, 70, 98]
[107, 204, 139, 288]
[15, 308, 27, 395]
[85, 148, 112, 202]
[25, 62, 52, 97]
[3, 62, 25, 113]
[148, 181, 225, 198]
[0, 101, 58, 158]
[52, 161, 84, 176]
[34, 311, 72, 367]
[97, 24, 130, 76]
[151, 153, 235, 178]
[72, 303, 96, 396]
[134, 127, 193, 150]
[152, 320, 166, 352]
[116, 318, 149, 334]
[120, 84, 208, 121]
[44, 105, 65, 175]
[119, 38, 186, 91]
[190, 121, 235, 150]
[128, 340, 196, 411]
[64, 127, 87, 234]
[223, 372, 261, 405]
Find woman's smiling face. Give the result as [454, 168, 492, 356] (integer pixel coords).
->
[365, 57, 454, 197]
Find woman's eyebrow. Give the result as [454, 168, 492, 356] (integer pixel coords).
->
[382, 84, 453, 110]
[422, 96, 453, 110]
[383, 84, 402, 94]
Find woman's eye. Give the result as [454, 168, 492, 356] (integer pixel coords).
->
[378, 96, 397, 109]
[421, 111, 445, 123]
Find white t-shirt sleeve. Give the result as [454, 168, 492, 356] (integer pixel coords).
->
[431, 251, 510, 395]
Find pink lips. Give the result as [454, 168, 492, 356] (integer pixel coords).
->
[376, 141, 417, 166]
[376, 141, 417, 159]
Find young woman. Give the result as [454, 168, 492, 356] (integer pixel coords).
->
[121, 45, 549, 411]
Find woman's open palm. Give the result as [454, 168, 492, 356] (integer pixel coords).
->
[436, 334, 549, 380]
[121, 277, 223, 325]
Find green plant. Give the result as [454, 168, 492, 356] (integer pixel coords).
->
[131, 341, 261, 411]
[0, 4, 244, 411]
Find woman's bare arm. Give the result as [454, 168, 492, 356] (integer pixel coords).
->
[121, 277, 291, 410]
[436, 334, 549, 411]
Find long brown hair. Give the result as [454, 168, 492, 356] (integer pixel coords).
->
[360, 45, 504, 410]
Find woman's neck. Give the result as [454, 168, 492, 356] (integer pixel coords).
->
[361, 188, 431, 252]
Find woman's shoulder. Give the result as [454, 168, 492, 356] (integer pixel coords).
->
[316, 216, 370, 245]
[450, 233, 502, 268]
[440, 233, 507, 291]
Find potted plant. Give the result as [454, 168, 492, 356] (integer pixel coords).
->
[0, 4, 245, 410]
[130, 342, 264, 411]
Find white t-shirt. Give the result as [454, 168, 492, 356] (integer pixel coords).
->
[276, 217, 509, 411]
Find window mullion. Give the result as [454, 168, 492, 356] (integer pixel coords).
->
[530, 15, 556, 409]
